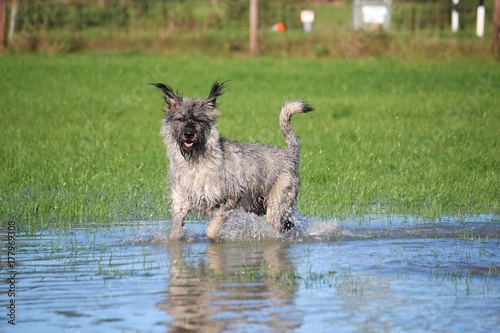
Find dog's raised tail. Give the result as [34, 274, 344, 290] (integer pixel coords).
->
[279, 101, 313, 157]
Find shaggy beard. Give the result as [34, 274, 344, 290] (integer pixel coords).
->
[177, 134, 207, 162]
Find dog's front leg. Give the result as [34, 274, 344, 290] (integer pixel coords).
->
[206, 210, 229, 242]
[169, 205, 187, 240]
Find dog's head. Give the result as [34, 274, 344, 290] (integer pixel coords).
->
[152, 81, 227, 161]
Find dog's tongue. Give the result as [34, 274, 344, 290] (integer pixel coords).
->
[184, 140, 194, 148]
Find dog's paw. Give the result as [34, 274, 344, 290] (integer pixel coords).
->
[283, 220, 295, 231]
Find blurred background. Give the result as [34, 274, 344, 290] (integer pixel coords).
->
[1, 0, 498, 60]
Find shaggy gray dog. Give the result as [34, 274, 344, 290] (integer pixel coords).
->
[152, 81, 312, 241]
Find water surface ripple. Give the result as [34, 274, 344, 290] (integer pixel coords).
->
[1, 214, 499, 332]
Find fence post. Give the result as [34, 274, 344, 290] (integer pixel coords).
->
[495, 0, 500, 59]
[0, 0, 6, 48]
[451, 0, 459, 33]
[249, 0, 258, 55]
[476, 0, 485, 37]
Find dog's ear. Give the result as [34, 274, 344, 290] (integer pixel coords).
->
[151, 83, 182, 112]
[205, 81, 228, 109]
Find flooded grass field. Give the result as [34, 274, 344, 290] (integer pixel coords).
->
[1, 55, 499, 332]
[2, 214, 499, 332]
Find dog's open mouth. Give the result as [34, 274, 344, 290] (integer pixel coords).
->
[183, 140, 194, 149]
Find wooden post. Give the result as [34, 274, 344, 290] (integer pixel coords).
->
[8, 0, 17, 43]
[494, 0, 500, 59]
[249, 0, 258, 55]
[0, 0, 7, 48]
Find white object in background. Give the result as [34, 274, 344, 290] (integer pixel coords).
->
[362, 5, 388, 25]
[300, 10, 315, 33]
[451, 0, 459, 33]
[476, 3, 485, 37]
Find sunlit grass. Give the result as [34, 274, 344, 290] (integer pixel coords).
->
[0, 54, 498, 230]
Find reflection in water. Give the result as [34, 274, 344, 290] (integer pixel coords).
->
[160, 241, 301, 332]
[1, 216, 497, 332]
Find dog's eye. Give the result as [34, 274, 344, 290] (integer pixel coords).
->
[170, 115, 185, 122]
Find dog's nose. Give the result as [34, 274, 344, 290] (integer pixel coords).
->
[184, 129, 195, 139]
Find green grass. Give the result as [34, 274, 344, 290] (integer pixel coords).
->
[0, 54, 498, 230]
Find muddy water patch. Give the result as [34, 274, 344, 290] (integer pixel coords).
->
[1, 216, 499, 332]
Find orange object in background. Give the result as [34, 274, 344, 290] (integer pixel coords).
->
[271, 22, 286, 32]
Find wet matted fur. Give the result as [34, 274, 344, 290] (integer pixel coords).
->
[152, 81, 312, 241]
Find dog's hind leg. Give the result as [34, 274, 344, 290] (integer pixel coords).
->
[266, 173, 298, 233]
[266, 203, 295, 233]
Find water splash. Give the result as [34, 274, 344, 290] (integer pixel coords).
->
[286, 211, 340, 240]
[180, 209, 339, 242]
[216, 209, 281, 241]
[121, 213, 499, 245]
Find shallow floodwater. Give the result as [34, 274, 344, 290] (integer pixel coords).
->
[2, 214, 499, 332]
